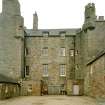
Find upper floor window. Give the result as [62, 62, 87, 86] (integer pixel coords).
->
[43, 64, 48, 77]
[60, 64, 66, 76]
[42, 47, 48, 56]
[25, 66, 29, 76]
[90, 65, 93, 75]
[75, 50, 78, 55]
[70, 49, 74, 56]
[60, 47, 66, 56]
[25, 48, 28, 56]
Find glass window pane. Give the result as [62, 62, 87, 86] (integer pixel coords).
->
[43, 64, 48, 77]
[42, 47, 48, 56]
[70, 49, 74, 56]
[60, 64, 66, 76]
[60, 48, 65, 56]
[25, 66, 29, 76]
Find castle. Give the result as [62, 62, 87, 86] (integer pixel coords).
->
[0, 0, 105, 99]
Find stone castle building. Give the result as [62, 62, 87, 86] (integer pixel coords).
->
[0, 0, 105, 99]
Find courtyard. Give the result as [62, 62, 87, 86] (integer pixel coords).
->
[0, 96, 100, 105]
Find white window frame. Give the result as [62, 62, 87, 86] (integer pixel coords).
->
[43, 64, 48, 77]
[60, 32, 66, 39]
[43, 32, 49, 40]
[90, 65, 93, 75]
[42, 47, 48, 56]
[60, 64, 66, 77]
[25, 48, 28, 56]
[43, 32, 49, 37]
[70, 49, 74, 56]
[60, 47, 66, 56]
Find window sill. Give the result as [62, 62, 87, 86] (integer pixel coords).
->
[60, 75, 66, 77]
[42, 75, 49, 77]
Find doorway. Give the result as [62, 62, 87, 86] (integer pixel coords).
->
[73, 85, 79, 95]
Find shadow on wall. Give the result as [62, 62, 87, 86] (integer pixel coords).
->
[0, 74, 20, 100]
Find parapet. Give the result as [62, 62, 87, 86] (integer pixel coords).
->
[97, 16, 105, 21]
[85, 3, 96, 20]
[86, 3, 95, 9]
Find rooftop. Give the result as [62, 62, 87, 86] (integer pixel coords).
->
[87, 49, 105, 65]
[25, 28, 81, 37]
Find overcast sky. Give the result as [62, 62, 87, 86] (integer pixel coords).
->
[0, 0, 105, 29]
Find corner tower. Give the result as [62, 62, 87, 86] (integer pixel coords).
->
[0, 0, 24, 80]
[2, 0, 20, 16]
[83, 3, 96, 30]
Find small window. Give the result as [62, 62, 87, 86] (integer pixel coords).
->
[60, 64, 66, 76]
[75, 65, 79, 70]
[25, 66, 29, 76]
[60, 32, 66, 39]
[43, 32, 49, 37]
[25, 48, 28, 56]
[42, 47, 48, 56]
[28, 84, 32, 92]
[70, 49, 74, 56]
[5, 86, 8, 93]
[60, 47, 66, 56]
[75, 50, 78, 55]
[43, 64, 48, 77]
[90, 65, 93, 75]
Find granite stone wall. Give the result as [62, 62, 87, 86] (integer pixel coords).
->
[85, 55, 105, 99]
[24, 36, 75, 95]
[0, 0, 24, 80]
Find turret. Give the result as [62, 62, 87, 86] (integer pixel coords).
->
[2, 0, 21, 16]
[33, 12, 38, 30]
[83, 3, 96, 31]
[0, 0, 24, 80]
[85, 3, 96, 21]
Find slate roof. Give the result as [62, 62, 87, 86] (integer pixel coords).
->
[87, 49, 105, 65]
[25, 28, 81, 37]
[0, 74, 19, 84]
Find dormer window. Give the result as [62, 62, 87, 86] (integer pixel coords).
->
[60, 31, 66, 39]
[43, 32, 49, 37]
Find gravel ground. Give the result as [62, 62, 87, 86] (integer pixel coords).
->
[0, 96, 99, 105]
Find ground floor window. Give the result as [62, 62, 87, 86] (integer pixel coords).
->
[28, 84, 32, 92]
[5, 85, 8, 93]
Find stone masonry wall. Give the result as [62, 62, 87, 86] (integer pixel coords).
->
[84, 55, 105, 99]
[0, 83, 20, 100]
[0, 0, 24, 80]
[81, 21, 105, 98]
[24, 36, 75, 94]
